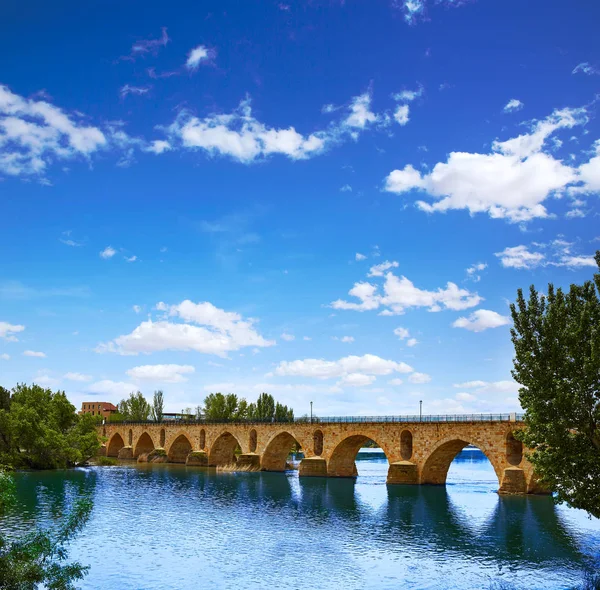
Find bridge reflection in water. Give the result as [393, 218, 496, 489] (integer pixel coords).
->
[7, 452, 599, 590]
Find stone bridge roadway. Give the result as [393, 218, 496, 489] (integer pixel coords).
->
[99, 416, 545, 495]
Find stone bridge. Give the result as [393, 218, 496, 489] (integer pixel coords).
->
[99, 417, 545, 495]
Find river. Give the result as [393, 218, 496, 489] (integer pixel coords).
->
[5, 449, 600, 589]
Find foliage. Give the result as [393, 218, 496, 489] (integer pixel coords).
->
[97, 457, 118, 466]
[202, 393, 244, 421]
[0, 469, 93, 590]
[118, 391, 151, 422]
[0, 384, 101, 470]
[151, 390, 164, 423]
[510, 251, 600, 518]
[202, 392, 294, 422]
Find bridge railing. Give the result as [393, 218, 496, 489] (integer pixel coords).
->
[105, 413, 525, 426]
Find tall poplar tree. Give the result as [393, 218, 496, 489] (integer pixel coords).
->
[510, 251, 600, 518]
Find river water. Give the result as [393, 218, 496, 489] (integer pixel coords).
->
[5, 449, 600, 589]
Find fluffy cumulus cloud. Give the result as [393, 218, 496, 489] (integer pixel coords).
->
[0, 85, 106, 176]
[496, 240, 597, 270]
[96, 299, 275, 357]
[100, 246, 117, 259]
[166, 89, 398, 164]
[126, 364, 195, 383]
[503, 99, 524, 113]
[0, 321, 25, 341]
[466, 262, 487, 282]
[355, 252, 367, 261]
[368, 260, 399, 277]
[168, 98, 328, 163]
[332, 266, 481, 315]
[383, 107, 589, 222]
[272, 353, 413, 388]
[452, 309, 510, 332]
[0, 354, 9, 361]
[185, 45, 214, 70]
[394, 104, 410, 126]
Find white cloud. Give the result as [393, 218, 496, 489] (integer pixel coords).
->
[496, 240, 597, 270]
[168, 98, 328, 163]
[466, 262, 487, 282]
[133, 305, 142, 314]
[332, 269, 482, 315]
[0, 84, 106, 176]
[393, 326, 410, 339]
[64, 372, 92, 382]
[0, 321, 25, 341]
[87, 380, 137, 398]
[343, 93, 378, 130]
[355, 252, 367, 261]
[392, 87, 423, 102]
[565, 208, 586, 219]
[340, 184, 352, 192]
[398, 0, 469, 25]
[125, 27, 169, 60]
[126, 363, 195, 383]
[384, 107, 587, 222]
[120, 85, 151, 99]
[394, 104, 410, 126]
[503, 99, 524, 113]
[576, 141, 600, 195]
[409, 372, 431, 384]
[186, 45, 213, 70]
[368, 260, 399, 277]
[572, 62, 599, 76]
[389, 378, 403, 386]
[338, 373, 376, 387]
[125, 255, 137, 263]
[145, 140, 172, 155]
[303, 336, 312, 341]
[34, 374, 59, 387]
[454, 380, 519, 393]
[273, 354, 414, 383]
[456, 392, 476, 401]
[96, 299, 275, 357]
[495, 245, 545, 269]
[406, 338, 418, 347]
[0, 353, 9, 360]
[452, 309, 510, 332]
[333, 335, 355, 343]
[281, 333, 295, 341]
[23, 350, 46, 358]
[100, 246, 117, 259]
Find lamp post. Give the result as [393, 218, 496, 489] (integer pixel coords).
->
[419, 400, 422, 422]
[310, 401, 313, 424]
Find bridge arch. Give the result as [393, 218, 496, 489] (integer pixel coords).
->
[261, 430, 300, 471]
[107, 433, 125, 457]
[208, 431, 242, 466]
[420, 436, 502, 487]
[327, 434, 392, 478]
[167, 433, 194, 463]
[134, 432, 155, 458]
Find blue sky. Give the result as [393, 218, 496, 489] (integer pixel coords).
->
[1, 0, 599, 416]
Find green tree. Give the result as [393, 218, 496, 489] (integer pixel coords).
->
[202, 393, 243, 421]
[0, 469, 93, 589]
[254, 393, 276, 421]
[151, 390, 164, 422]
[118, 391, 151, 421]
[0, 384, 100, 470]
[275, 402, 294, 423]
[510, 251, 600, 518]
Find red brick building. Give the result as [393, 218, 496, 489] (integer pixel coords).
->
[80, 401, 118, 418]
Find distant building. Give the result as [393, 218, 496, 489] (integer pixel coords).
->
[80, 401, 118, 418]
